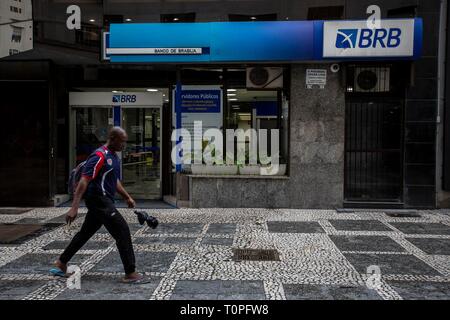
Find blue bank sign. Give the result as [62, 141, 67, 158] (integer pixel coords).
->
[106, 18, 422, 63]
[323, 19, 419, 58]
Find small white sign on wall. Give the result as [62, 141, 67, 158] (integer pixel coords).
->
[306, 69, 327, 89]
[131, 125, 143, 134]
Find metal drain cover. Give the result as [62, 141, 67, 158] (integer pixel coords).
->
[232, 248, 280, 262]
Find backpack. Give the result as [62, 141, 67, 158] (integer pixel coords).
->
[68, 148, 106, 195]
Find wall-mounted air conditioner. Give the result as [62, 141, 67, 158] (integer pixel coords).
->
[246, 67, 283, 89]
[354, 67, 390, 92]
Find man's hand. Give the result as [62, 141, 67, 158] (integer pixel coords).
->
[65, 207, 78, 225]
[117, 180, 135, 208]
[126, 197, 136, 208]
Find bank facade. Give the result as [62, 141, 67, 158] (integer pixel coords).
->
[0, 0, 448, 209]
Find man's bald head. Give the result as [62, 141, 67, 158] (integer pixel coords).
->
[109, 126, 126, 140]
[107, 126, 128, 152]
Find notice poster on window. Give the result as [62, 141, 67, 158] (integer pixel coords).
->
[172, 85, 223, 163]
[173, 85, 223, 135]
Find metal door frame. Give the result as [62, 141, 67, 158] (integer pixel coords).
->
[120, 105, 163, 200]
[69, 104, 163, 200]
[343, 64, 406, 206]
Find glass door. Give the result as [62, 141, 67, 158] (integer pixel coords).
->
[121, 107, 161, 199]
[74, 107, 112, 165]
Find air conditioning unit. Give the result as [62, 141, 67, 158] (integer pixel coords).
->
[354, 67, 390, 92]
[246, 67, 283, 89]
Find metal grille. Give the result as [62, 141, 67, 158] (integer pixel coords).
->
[344, 97, 404, 202]
[232, 249, 280, 262]
[344, 64, 405, 204]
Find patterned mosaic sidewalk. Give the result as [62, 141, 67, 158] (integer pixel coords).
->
[1, 207, 450, 300]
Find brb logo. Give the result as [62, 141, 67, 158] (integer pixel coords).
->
[335, 28, 402, 49]
[113, 95, 137, 103]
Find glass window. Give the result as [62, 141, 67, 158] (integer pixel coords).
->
[224, 68, 288, 171]
[11, 26, 22, 42]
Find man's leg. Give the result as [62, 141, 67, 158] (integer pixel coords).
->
[102, 206, 136, 276]
[58, 208, 103, 268]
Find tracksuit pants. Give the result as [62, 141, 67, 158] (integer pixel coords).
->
[59, 195, 136, 275]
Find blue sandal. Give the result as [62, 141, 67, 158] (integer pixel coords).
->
[50, 267, 66, 277]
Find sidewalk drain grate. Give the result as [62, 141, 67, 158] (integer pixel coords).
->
[232, 248, 280, 262]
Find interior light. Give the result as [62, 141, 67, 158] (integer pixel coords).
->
[147, 89, 158, 92]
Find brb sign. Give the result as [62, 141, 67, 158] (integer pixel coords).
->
[335, 28, 401, 49]
[323, 19, 416, 58]
[112, 95, 137, 104]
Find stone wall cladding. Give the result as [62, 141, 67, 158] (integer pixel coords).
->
[289, 64, 345, 208]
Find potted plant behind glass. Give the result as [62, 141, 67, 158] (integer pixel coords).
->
[191, 141, 238, 175]
[238, 150, 261, 175]
[259, 153, 287, 176]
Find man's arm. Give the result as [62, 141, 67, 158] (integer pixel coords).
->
[117, 180, 136, 208]
[66, 177, 90, 224]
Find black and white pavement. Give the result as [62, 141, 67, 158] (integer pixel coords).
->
[0, 208, 450, 300]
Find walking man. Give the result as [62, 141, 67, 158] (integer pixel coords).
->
[51, 127, 144, 283]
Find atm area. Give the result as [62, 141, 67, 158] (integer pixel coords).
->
[69, 89, 165, 200]
[64, 66, 290, 205]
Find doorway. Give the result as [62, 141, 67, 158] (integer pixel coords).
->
[121, 107, 161, 199]
[69, 91, 163, 200]
[344, 64, 407, 205]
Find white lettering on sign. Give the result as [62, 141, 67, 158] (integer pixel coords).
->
[106, 48, 203, 55]
[306, 69, 327, 89]
[323, 19, 415, 58]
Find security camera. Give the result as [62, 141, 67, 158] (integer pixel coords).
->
[330, 64, 340, 73]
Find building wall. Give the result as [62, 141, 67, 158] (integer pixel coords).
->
[189, 64, 345, 208]
[0, 0, 32, 24]
[0, 61, 53, 206]
[3, 0, 442, 208]
[404, 0, 441, 208]
[0, 0, 33, 59]
[288, 64, 345, 208]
